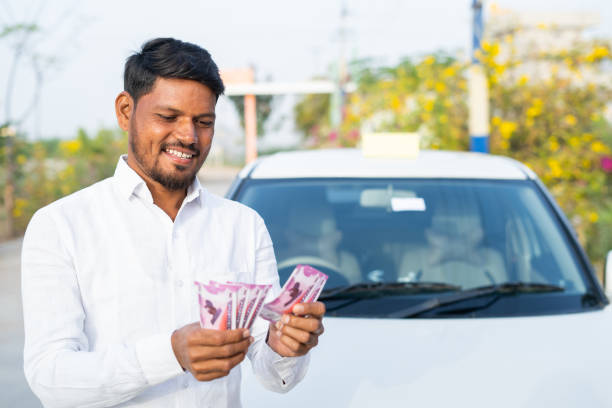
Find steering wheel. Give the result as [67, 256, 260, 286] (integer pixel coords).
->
[277, 256, 350, 289]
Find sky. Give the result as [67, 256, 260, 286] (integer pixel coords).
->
[1, 0, 611, 143]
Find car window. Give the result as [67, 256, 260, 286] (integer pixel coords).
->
[235, 178, 595, 317]
[237, 178, 587, 292]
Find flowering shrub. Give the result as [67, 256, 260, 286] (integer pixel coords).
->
[2, 128, 127, 233]
[294, 40, 612, 268]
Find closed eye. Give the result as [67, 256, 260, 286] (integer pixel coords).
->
[157, 114, 177, 121]
[197, 120, 214, 127]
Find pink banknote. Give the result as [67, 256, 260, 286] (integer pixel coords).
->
[259, 265, 328, 322]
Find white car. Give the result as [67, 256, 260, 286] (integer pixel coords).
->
[227, 148, 612, 407]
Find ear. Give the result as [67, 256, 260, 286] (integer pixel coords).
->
[115, 91, 134, 131]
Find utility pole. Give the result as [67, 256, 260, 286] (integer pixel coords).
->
[469, 0, 490, 153]
[331, 0, 349, 128]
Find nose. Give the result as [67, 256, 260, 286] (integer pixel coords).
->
[175, 118, 197, 145]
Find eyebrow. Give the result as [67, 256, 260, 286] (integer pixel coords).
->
[155, 106, 216, 119]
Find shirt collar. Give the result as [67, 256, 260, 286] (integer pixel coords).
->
[113, 155, 206, 207]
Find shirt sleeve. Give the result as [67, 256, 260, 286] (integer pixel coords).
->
[245, 213, 310, 393]
[21, 208, 183, 408]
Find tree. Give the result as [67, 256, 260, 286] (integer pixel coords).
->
[0, 0, 85, 237]
[293, 40, 612, 267]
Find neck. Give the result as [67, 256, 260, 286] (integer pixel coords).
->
[126, 156, 188, 221]
[145, 181, 187, 221]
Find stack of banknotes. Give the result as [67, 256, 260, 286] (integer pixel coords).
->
[195, 265, 328, 330]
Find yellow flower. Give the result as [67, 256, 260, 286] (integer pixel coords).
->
[61, 139, 82, 155]
[568, 137, 580, 148]
[489, 42, 500, 57]
[424, 79, 434, 89]
[439, 114, 448, 124]
[390, 96, 401, 111]
[547, 159, 563, 178]
[582, 133, 594, 142]
[564, 114, 577, 126]
[12, 198, 27, 218]
[588, 212, 599, 223]
[500, 140, 510, 149]
[504, 34, 513, 44]
[548, 137, 560, 152]
[420, 112, 431, 122]
[435, 82, 447, 93]
[526, 99, 543, 118]
[424, 99, 435, 112]
[590, 141, 609, 153]
[537, 23, 548, 30]
[591, 113, 600, 122]
[586, 46, 610, 63]
[16, 154, 27, 165]
[494, 64, 506, 76]
[442, 67, 456, 78]
[582, 159, 592, 170]
[424, 55, 435, 65]
[499, 121, 518, 139]
[491, 116, 502, 127]
[517, 75, 529, 86]
[550, 64, 559, 74]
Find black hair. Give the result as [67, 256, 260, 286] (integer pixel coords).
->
[124, 37, 225, 103]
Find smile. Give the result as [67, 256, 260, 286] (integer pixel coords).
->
[164, 148, 193, 159]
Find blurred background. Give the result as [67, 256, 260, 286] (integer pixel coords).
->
[1, 0, 611, 405]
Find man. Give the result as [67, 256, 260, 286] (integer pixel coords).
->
[21, 38, 325, 408]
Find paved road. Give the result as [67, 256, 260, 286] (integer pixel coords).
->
[0, 169, 238, 407]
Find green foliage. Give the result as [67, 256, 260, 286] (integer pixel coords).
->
[229, 95, 275, 136]
[294, 93, 330, 137]
[293, 41, 612, 267]
[1, 128, 127, 233]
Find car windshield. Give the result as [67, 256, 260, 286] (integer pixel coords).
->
[235, 178, 598, 317]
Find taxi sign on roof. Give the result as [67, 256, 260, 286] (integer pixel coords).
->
[362, 132, 420, 159]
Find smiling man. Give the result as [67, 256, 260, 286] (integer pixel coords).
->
[21, 38, 325, 408]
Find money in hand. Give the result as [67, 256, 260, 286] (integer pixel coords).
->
[194, 265, 328, 330]
[259, 265, 328, 322]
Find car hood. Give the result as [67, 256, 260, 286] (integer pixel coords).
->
[241, 306, 612, 407]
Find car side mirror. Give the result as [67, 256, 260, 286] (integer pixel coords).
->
[605, 250, 612, 294]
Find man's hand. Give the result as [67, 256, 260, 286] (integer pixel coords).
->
[266, 302, 325, 357]
[171, 323, 253, 381]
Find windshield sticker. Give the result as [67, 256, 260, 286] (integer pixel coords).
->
[391, 197, 426, 212]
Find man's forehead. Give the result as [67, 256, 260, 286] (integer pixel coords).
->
[146, 77, 216, 99]
[137, 77, 217, 112]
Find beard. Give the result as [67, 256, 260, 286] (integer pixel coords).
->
[129, 124, 203, 191]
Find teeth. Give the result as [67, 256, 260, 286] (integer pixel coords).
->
[166, 149, 192, 159]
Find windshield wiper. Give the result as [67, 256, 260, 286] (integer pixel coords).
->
[319, 281, 461, 301]
[388, 282, 565, 318]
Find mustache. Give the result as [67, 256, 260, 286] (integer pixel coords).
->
[162, 141, 200, 156]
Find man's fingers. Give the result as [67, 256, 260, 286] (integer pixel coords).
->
[191, 352, 246, 381]
[279, 333, 308, 355]
[280, 324, 319, 347]
[292, 301, 326, 318]
[188, 328, 250, 347]
[188, 337, 252, 361]
[280, 314, 323, 333]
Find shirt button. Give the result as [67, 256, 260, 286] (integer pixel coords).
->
[183, 380, 189, 388]
[176, 280, 184, 287]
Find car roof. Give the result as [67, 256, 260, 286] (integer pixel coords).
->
[244, 148, 535, 180]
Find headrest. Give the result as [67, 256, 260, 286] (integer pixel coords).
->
[287, 202, 338, 238]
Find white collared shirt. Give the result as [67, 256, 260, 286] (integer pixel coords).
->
[21, 156, 309, 408]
